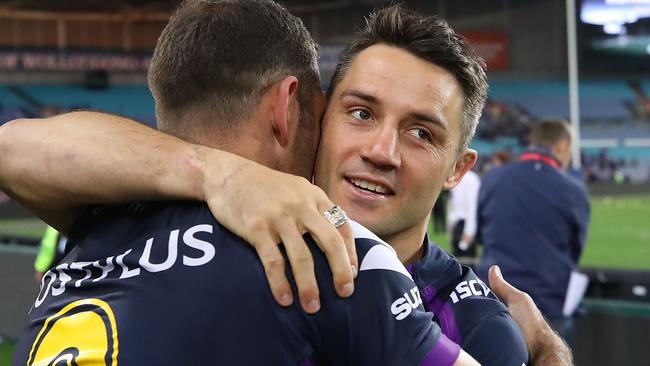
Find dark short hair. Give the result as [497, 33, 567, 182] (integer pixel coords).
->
[328, 4, 488, 153]
[530, 118, 572, 147]
[149, 0, 320, 136]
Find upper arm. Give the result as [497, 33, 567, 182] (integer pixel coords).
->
[311, 239, 460, 366]
[461, 312, 529, 366]
[441, 267, 528, 366]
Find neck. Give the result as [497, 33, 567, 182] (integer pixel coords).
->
[380, 216, 429, 265]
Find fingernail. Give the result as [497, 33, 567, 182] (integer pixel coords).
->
[351, 264, 358, 278]
[494, 265, 502, 277]
[279, 293, 292, 306]
[340, 282, 354, 297]
[307, 300, 320, 313]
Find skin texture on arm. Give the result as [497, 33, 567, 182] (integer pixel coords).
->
[0, 111, 357, 313]
[0, 112, 206, 230]
[488, 265, 574, 366]
[454, 350, 480, 366]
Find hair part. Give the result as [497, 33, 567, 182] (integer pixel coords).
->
[327, 4, 488, 154]
[529, 118, 572, 147]
[148, 0, 321, 138]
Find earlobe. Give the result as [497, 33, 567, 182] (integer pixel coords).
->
[271, 76, 299, 147]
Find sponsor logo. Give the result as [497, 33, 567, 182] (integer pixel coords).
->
[27, 298, 118, 366]
[34, 224, 215, 309]
[391, 286, 423, 320]
[449, 279, 492, 304]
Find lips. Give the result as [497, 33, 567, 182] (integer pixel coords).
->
[345, 176, 394, 195]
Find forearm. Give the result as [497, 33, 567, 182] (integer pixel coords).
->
[0, 112, 234, 229]
[529, 324, 574, 366]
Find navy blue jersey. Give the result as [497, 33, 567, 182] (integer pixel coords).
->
[476, 147, 590, 319]
[13, 201, 459, 366]
[408, 240, 529, 366]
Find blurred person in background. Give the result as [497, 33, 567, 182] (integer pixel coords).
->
[33, 225, 69, 282]
[477, 118, 590, 342]
[447, 169, 480, 259]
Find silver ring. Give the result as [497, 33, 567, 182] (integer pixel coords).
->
[323, 205, 348, 228]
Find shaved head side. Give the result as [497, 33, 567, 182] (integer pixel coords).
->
[149, 0, 321, 139]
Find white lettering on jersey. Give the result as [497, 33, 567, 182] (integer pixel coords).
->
[391, 286, 423, 320]
[449, 279, 492, 304]
[139, 229, 179, 272]
[34, 224, 217, 308]
[70, 262, 92, 288]
[51, 264, 72, 297]
[117, 249, 141, 279]
[182, 224, 215, 266]
[92, 256, 114, 282]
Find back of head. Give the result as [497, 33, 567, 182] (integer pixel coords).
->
[328, 4, 488, 154]
[148, 0, 320, 140]
[529, 119, 572, 147]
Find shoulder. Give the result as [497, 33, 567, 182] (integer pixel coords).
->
[442, 267, 529, 365]
[351, 221, 414, 281]
[409, 242, 461, 293]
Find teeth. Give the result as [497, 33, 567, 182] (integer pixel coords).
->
[351, 178, 389, 194]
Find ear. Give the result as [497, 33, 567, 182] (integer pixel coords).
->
[270, 76, 299, 147]
[443, 148, 478, 189]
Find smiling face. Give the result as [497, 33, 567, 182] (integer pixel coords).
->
[314, 44, 476, 257]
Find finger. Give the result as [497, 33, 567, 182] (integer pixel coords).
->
[316, 195, 358, 276]
[303, 212, 355, 298]
[338, 222, 358, 278]
[277, 221, 320, 314]
[488, 265, 519, 303]
[251, 230, 294, 307]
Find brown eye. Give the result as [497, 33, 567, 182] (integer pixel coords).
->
[351, 109, 372, 121]
[407, 127, 433, 142]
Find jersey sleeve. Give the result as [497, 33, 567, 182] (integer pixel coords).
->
[442, 266, 529, 366]
[306, 222, 461, 366]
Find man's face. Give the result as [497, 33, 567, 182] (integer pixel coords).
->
[315, 44, 472, 244]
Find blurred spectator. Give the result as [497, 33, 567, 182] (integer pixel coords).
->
[447, 169, 480, 259]
[477, 119, 590, 343]
[33, 226, 69, 283]
[478, 99, 532, 144]
[624, 80, 650, 120]
[481, 148, 512, 174]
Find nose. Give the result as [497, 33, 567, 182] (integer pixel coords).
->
[360, 124, 401, 170]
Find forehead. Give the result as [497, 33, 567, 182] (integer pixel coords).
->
[334, 44, 463, 129]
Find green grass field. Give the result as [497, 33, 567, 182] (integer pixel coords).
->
[428, 194, 650, 270]
[0, 342, 13, 366]
[2, 194, 648, 270]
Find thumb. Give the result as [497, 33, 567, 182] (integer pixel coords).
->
[488, 265, 518, 303]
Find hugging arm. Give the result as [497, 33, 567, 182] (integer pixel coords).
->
[0, 111, 357, 313]
[488, 266, 574, 366]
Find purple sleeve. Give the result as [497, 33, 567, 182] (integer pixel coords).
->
[419, 333, 461, 366]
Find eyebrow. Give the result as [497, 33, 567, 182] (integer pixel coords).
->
[341, 89, 447, 130]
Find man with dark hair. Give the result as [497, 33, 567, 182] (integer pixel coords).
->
[2, 3, 574, 366]
[477, 118, 590, 342]
[10, 1, 480, 365]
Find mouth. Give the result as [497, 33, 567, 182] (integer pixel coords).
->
[344, 176, 394, 196]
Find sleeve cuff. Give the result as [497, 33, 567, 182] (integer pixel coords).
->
[419, 333, 461, 366]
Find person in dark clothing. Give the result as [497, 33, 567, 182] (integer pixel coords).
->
[477, 118, 590, 341]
